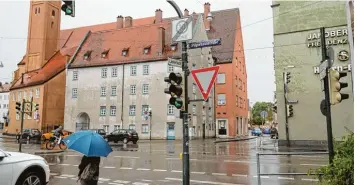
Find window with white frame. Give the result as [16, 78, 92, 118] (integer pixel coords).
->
[192, 105, 196, 114]
[103, 125, 109, 133]
[16, 113, 19, 120]
[130, 66, 137, 76]
[129, 124, 135, 130]
[217, 94, 226, 105]
[168, 65, 174, 73]
[101, 68, 107, 78]
[143, 65, 149, 75]
[142, 84, 149, 94]
[114, 125, 120, 131]
[111, 86, 117, 96]
[73, 71, 78, 80]
[167, 105, 174, 115]
[129, 105, 136, 116]
[217, 73, 225, 84]
[142, 124, 149, 133]
[29, 90, 33, 99]
[100, 87, 106, 96]
[111, 67, 118, 77]
[142, 105, 149, 115]
[35, 88, 40, 98]
[72, 88, 78, 98]
[23, 91, 27, 100]
[192, 84, 196, 93]
[110, 106, 116, 116]
[100, 106, 106, 116]
[130, 85, 136, 95]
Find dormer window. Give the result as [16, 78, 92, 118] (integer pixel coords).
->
[122, 48, 129, 56]
[83, 50, 92, 60]
[170, 43, 178, 51]
[143, 46, 151, 55]
[101, 49, 110, 58]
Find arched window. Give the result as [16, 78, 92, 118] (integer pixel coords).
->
[52, 10, 55, 17]
[38, 7, 40, 14]
[35, 8, 37, 14]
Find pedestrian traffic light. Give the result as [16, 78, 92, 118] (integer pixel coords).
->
[61, 0, 75, 17]
[329, 69, 349, 105]
[15, 102, 21, 113]
[287, 104, 293, 117]
[284, 72, 291, 84]
[164, 72, 183, 109]
[35, 104, 39, 111]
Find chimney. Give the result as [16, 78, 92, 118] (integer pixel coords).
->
[155, 9, 163, 23]
[116, 15, 124, 29]
[204, 2, 211, 31]
[124, 16, 133, 28]
[184, 9, 189, 16]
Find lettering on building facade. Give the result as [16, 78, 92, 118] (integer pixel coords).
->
[307, 29, 349, 48]
[313, 64, 352, 74]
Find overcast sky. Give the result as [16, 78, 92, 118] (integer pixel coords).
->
[0, 0, 275, 103]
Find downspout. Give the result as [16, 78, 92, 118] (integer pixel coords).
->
[121, 64, 125, 128]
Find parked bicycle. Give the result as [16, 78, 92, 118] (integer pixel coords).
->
[46, 136, 67, 150]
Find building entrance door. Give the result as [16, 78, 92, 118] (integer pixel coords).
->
[167, 122, 175, 140]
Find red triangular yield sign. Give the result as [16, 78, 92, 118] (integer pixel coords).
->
[191, 66, 220, 101]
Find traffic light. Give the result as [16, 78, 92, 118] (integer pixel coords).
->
[284, 72, 291, 84]
[35, 104, 39, 111]
[61, 0, 75, 17]
[15, 102, 21, 113]
[329, 69, 349, 105]
[164, 72, 183, 109]
[287, 104, 293, 117]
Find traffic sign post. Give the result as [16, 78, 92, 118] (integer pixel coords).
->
[172, 17, 193, 42]
[191, 66, 220, 101]
[188, 39, 222, 49]
[168, 58, 182, 68]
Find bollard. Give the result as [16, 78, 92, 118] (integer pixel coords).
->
[256, 152, 261, 185]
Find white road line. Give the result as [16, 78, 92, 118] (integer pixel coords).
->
[190, 159, 198, 161]
[153, 169, 167, 172]
[73, 164, 79, 167]
[54, 176, 67, 179]
[132, 182, 149, 185]
[191, 171, 206, 174]
[253, 176, 270, 179]
[71, 178, 77, 180]
[171, 170, 182, 173]
[103, 166, 116, 169]
[278, 177, 294, 180]
[114, 156, 140, 159]
[108, 183, 124, 185]
[112, 179, 130, 184]
[212, 173, 227, 176]
[120, 167, 133, 170]
[48, 163, 56, 166]
[59, 174, 76, 178]
[165, 177, 244, 185]
[302, 178, 319, 182]
[58, 164, 71, 166]
[232, 174, 248, 177]
[300, 164, 327, 167]
[137, 168, 150, 171]
[99, 178, 111, 181]
[141, 179, 153, 182]
[50, 173, 58, 176]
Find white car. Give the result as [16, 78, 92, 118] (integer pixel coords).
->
[0, 149, 50, 185]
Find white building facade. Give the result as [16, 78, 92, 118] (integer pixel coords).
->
[0, 83, 10, 130]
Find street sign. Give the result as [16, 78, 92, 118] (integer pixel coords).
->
[191, 66, 220, 101]
[319, 59, 329, 80]
[172, 17, 193, 42]
[168, 58, 182, 68]
[260, 111, 268, 119]
[188, 39, 222, 49]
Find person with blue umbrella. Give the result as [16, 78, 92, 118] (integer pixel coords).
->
[63, 130, 113, 185]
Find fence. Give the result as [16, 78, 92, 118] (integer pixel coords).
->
[256, 152, 328, 185]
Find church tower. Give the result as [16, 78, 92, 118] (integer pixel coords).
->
[25, 0, 61, 72]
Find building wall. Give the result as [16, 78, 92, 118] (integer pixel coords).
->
[272, 1, 354, 146]
[0, 92, 9, 125]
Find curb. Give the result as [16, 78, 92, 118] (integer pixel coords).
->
[34, 150, 65, 155]
[214, 136, 258, 143]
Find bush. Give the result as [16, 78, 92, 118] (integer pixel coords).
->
[314, 132, 354, 185]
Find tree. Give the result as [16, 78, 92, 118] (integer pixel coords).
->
[251, 102, 271, 125]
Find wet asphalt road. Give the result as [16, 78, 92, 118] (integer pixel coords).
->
[1, 136, 328, 185]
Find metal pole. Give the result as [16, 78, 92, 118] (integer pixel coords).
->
[320, 27, 334, 164]
[166, 1, 190, 184]
[256, 152, 261, 185]
[149, 113, 152, 140]
[283, 72, 290, 147]
[18, 99, 25, 152]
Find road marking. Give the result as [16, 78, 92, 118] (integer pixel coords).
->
[232, 174, 247, 177]
[120, 167, 133, 170]
[71, 178, 77, 180]
[253, 176, 270, 179]
[108, 183, 124, 185]
[132, 183, 149, 185]
[300, 164, 327, 167]
[165, 177, 244, 185]
[191, 171, 206, 174]
[99, 178, 111, 181]
[103, 166, 116, 169]
[114, 156, 140, 159]
[113, 180, 130, 184]
[190, 159, 198, 161]
[54, 176, 67, 179]
[50, 173, 58, 176]
[157, 180, 170, 182]
[60, 174, 76, 178]
[58, 163, 71, 166]
[153, 169, 167, 172]
[141, 179, 152, 182]
[302, 178, 319, 182]
[73, 164, 79, 167]
[278, 177, 294, 180]
[48, 163, 56, 166]
[171, 170, 182, 173]
[212, 173, 227, 176]
[137, 168, 150, 171]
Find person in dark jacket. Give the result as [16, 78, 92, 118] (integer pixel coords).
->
[78, 155, 101, 185]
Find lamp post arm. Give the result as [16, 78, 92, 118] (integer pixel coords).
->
[166, 0, 183, 18]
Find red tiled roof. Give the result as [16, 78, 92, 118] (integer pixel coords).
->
[0, 83, 11, 92]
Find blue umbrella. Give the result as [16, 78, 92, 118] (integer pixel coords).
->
[63, 130, 112, 157]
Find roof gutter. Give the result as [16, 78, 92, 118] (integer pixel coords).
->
[66, 30, 91, 70]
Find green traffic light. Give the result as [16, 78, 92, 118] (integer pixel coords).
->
[174, 99, 183, 109]
[65, 8, 72, 15]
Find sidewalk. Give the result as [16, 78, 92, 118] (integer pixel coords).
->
[214, 135, 258, 143]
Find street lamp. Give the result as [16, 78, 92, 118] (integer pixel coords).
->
[148, 108, 152, 140]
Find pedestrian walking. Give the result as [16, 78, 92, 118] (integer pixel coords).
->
[78, 155, 101, 185]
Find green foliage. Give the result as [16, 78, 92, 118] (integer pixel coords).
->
[313, 132, 354, 185]
[251, 102, 271, 125]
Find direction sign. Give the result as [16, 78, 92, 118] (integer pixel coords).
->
[168, 58, 182, 68]
[188, 39, 222, 49]
[319, 59, 329, 79]
[260, 111, 268, 119]
[191, 66, 220, 101]
[172, 17, 193, 42]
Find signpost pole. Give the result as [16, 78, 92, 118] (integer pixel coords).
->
[18, 99, 25, 152]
